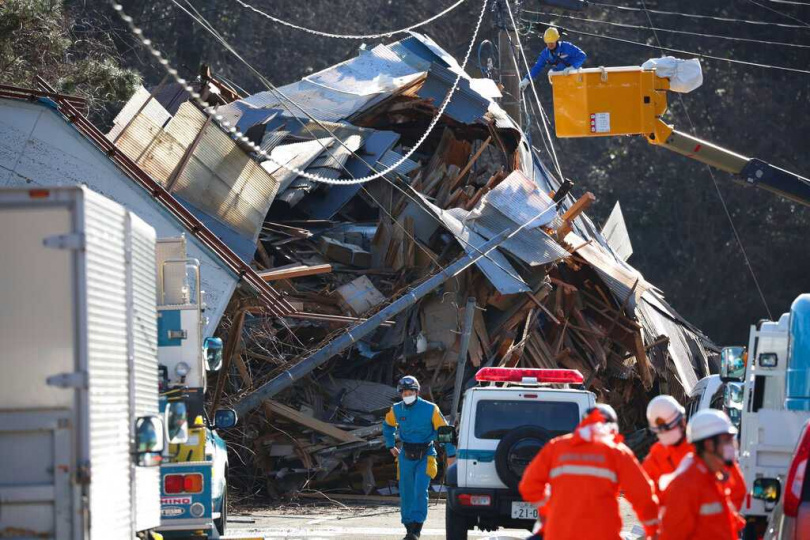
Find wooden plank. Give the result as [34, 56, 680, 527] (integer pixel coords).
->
[557, 192, 596, 238]
[209, 307, 246, 415]
[264, 400, 364, 444]
[633, 332, 654, 389]
[258, 263, 332, 281]
[450, 136, 492, 190]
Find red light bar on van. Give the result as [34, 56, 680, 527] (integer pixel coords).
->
[475, 367, 584, 385]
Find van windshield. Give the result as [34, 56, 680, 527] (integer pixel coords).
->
[474, 400, 580, 439]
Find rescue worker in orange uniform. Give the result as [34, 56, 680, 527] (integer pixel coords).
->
[644, 395, 746, 509]
[659, 409, 745, 540]
[643, 395, 695, 495]
[519, 404, 660, 540]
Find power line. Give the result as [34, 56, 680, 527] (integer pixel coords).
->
[637, 0, 773, 319]
[521, 18, 810, 75]
[525, 9, 810, 49]
[231, 0, 468, 40]
[747, 0, 810, 27]
[587, 1, 810, 29]
[762, 0, 810, 6]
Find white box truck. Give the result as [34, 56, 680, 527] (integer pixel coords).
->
[0, 186, 166, 539]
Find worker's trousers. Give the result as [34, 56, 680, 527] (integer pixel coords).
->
[398, 455, 436, 524]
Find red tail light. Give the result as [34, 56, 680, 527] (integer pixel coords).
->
[164, 474, 184, 494]
[785, 422, 810, 517]
[164, 473, 204, 494]
[458, 493, 492, 506]
[475, 367, 584, 385]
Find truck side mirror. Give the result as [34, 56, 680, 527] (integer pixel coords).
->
[165, 401, 189, 445]
[437, 425, 456, 445]
[135, 415, 165, 467]
[203, 336, 223, 372]
[720, 346, 746, 382]
[752, 478, 781, 509]
[214, 409, 238, 429]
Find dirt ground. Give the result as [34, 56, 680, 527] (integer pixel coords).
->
[223, 497, 643, 539]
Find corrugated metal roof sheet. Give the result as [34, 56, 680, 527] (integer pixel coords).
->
[108, 85, 171, 141]
[417, 62, 490, 124]
[480, 170, 557, 228]
[414, 194, 530, 295]
[468, 206, 568, 266]
[377, 149, 419, 176]
[602, 201, 633, 262]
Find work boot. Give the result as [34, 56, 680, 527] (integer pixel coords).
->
[403, 523, 417, 540]
[412, 522, 423, 538]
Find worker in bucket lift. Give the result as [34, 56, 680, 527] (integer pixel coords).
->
[519, 27, 587, 92]
[644, 395, 746, 508]
[383, 375, 456, 540]
[658, 409, 745, 540]
[519, 404, 660, 540]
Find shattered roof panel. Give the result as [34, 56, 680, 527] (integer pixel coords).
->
[468, 206, 569, 266]
[417, 62, 490, 124]
[108, 85, 171, 141]
[305, 44, 422, 96]
[481, 170, 557, 228]
[377, 149, 419, 176]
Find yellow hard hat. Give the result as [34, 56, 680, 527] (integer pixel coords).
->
[543, 27, 560, 44]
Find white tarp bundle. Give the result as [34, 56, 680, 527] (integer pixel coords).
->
[642, 56, 703, 93]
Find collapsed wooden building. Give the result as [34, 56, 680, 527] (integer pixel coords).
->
[81, 33, 720, 497]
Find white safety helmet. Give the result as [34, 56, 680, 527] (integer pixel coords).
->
[687, 409, 737, 443]
[646, 395, 685, 433]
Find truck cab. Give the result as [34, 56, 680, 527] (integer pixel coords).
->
[155, 237, 235, 537]
[444, 368, 595, 540]
[738, 305, 810, 539]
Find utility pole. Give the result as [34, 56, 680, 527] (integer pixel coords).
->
[494, 0, 522, 129]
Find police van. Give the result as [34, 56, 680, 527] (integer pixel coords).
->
[443, 367, 596, 539]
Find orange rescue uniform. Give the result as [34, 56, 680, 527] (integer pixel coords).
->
[659, 456, 745, 540]
[642, 439, 693, 496]
[519, 411, 660, 540]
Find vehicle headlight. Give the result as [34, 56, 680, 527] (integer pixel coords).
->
[190, 502, 205, 518]
[175, 362, 191, 377]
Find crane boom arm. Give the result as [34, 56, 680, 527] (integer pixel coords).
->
[661, 130, 810, 206]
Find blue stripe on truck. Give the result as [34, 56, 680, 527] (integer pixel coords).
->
[457, 449, 496, 462]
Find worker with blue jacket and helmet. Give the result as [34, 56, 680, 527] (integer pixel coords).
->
[383, 375, 456, 540]
[520, 27, 587, 91]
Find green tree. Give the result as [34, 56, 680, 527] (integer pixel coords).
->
[0, 0, 140, 124]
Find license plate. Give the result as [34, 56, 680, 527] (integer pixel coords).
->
[511, 501, 538, 520]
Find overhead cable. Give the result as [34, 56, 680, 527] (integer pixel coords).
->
[747, 0, 810, 27]
[231, 0, 468, 39]
[637, 0, 773, 319]
[587, 1, 810, 29]
[525, 10, 810, 48]
[523, 19, 810, 75]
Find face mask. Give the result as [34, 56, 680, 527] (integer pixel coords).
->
[657, 427, 684, 447]
[403, 395, 417, 405]
[720, 443, 736, 466]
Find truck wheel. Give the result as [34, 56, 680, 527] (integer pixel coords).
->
[445, 502, 469, 540]
[495, 426, 552, 490]
[215, 485, 227, 536]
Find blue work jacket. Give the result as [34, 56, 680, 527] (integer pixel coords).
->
[383, 397, 456, 457]
[529, 41, 587, 79]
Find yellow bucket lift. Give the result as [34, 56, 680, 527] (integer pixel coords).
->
[549, 66, 810, 206]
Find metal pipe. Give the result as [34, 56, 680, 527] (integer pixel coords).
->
[233, 232, 509, 417]
[451, 297, 477, 422]
[662, 130, 749, 174]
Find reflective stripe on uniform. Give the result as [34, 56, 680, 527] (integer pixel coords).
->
[549, 464, 618, 482]
[642, 518, 660, 526]
[699, 502, 725, 515]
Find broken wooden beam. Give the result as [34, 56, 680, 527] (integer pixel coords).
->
[264, 400, 364, 444]
[557, 192, 596, 239]
[258, 263, 333, 281]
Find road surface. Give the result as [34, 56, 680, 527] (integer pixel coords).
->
[223, 498, 643, 539]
